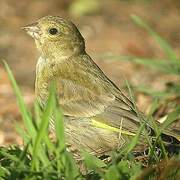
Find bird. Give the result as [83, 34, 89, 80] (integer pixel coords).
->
[22, 15, 179, 159]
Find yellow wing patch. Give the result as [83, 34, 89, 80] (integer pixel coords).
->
[91, 119, 135, 136]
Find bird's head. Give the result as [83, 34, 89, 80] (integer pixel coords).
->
[22, 16, 85, 59]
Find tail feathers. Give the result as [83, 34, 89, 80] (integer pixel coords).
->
[160, 130, 180, 146]
[148, 125, 180, 153]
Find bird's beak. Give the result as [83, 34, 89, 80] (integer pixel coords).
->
[21, 22, 41, 40]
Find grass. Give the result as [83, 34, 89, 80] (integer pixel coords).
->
[0, 16, 180, 179]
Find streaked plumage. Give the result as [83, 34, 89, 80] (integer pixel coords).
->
[22, 16, 179, 158]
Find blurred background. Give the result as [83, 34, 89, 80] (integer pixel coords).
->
[0, 0, 180, 145]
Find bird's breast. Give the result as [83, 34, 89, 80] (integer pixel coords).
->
[35, 56, 57, 106]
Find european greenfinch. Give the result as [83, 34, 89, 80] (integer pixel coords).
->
[22, 15, 179, 158]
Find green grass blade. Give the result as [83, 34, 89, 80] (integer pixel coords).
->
[15, 123, 30, 144]
[82, 151, 107, 171]
[161, 106, 180, 132]
[122, 122, 146, 156]
[31, 85, 55, 170]
[131, 15, 178, 61]
[4, 61, 36, 136]
[54, 106, 65, 151]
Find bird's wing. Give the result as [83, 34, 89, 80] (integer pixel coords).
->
[58, 78, 114, 117]
[58, 78, 140, 134]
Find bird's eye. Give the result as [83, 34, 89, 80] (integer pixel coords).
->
[49, 28, 58, 35]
